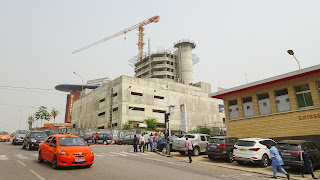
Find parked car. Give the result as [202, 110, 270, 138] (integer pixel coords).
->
[171, 130, 187, 138]
[172, 134, 210, 156]
[22, 131, 48, 150]
[233, 138, 276, 167]
[38, 134, 94, 169]
[11, 130, 28, 145]
[0, 131, 10, 142]
[206, 136, 239, 162]
[116, 134, 141, 145]
[277, 140, 320, 170]
[84, 133, 112, 145]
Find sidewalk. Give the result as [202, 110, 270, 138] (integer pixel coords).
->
[160, 151, 320, 180]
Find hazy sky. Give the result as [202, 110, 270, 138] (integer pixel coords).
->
[1, 1, 319, 132]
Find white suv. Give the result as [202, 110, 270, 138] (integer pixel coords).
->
[233, 138, 276, 167]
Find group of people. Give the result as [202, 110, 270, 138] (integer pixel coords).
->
[267, 144, 318, 179]
[132, 132, 168, 153]
[91, 133, 98, 144]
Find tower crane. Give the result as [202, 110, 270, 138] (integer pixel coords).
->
[72, 15, 160, 61]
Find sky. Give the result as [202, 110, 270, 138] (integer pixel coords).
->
[1, 1, 319, 132]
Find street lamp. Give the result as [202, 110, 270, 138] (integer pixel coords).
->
[287, 50, 301, 70]
[73, 71, 84, 128]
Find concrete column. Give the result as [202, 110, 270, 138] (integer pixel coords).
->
[252, 95, 259, 116]
[237, 97, 244, 119]
[287, 86, 298, 111]
[268, 90, 278, 114]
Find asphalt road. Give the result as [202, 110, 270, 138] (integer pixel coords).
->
[0, 141, 281, 180]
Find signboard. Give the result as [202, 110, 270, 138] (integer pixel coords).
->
[180, 104, 188, 132]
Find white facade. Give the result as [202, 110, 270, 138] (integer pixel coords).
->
[71, 75, 225, 132]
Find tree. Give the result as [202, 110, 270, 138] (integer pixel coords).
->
[51, 108, 59, 123]
[123, 121, 133, 130]
[144, 117, 158, 130]
[34, 106, 52, 128]
[27, 116, 34, 130]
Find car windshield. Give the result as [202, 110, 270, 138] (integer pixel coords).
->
[17, 130, 28, 134]
[59, 137, 87, 146]
[237, 140, 255, 146]
[184, 135, 195, 139]
[209, 138, 225, 143]
[276, 143, 301, 151]
[0, 132, 8, 135]
[31, 132, 47, 138]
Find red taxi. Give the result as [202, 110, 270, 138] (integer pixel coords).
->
[38, 134, 94, 169]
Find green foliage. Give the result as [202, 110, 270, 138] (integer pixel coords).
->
[123, 121, 133, 130]
[144, 117, 158, 130]
[190, 127, 211, 135]
[51, 108, 59, 123]
[34, 106, 52, 127]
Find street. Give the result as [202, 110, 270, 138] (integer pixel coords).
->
[0, 142, 277, 180]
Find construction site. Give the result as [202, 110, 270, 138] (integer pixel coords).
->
[56, 15, 225, 132]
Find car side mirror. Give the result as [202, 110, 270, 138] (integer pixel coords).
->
[87, 143, 90, 146]
[50, 143, 56, 148]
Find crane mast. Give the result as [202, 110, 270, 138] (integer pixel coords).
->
[72, 15, 160, 61]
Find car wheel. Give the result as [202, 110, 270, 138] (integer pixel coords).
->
[85, 164, 92, 168]
[192, 147, 200, 156]
[179, 151, 186, 155]
[22, 143, 26, 149]
[260, 154, 269, 167]
[237, 161, 244, 164]
[103, 141, 108, 145]
[52, 155, 58, 169]
[208, 155, 215, 160]
[225, 151, 234, 163]
[118, 141, 122, 145]
[38, 151, 44, 163]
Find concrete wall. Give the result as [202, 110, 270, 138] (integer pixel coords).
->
[72, 75, 225, 132]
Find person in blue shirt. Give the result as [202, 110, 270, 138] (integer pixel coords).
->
[267, 144, 290, 179]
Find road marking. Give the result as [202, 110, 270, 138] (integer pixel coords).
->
[95, 154, 105, 157]
[120, 152, 139, 156]
[110, 152, 127, 156]
[137, 152, 149, 156]
[105, 154, 115, 157]
[17, 160, 26, 167]
[0, 155, 8, 160]
[30, 170, 45, 180]
[145, 152, 156, 155]
[31, 154, 38, 157]
[15, 154, 28, 159]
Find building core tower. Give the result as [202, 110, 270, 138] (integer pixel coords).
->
[174, 39, 196, 85]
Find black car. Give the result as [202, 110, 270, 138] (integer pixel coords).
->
[277, 140, 320, 170]
[117, 134, 141, 145]
[84, 133, 112, 145]
[11, 130, 28, 145]
[22, 131, 48, 150]
[206, 136, 239, 162]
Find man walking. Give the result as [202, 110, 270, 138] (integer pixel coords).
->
[301, 147, 318, 179]
[95, 133, 98, 144]
[133, 135, 138, 153]
[149, 133, 154, 152]
[185, 137, 193, 163]
[139, 133, 145, 152]
[144, 132, 150, 151]
[267, 144, 290, 179]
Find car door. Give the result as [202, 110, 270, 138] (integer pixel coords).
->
[199, 135, 207, 151]
[42, 136, 52, 160]
[123, 135, 131, 144]
[47, 137, 57, 161]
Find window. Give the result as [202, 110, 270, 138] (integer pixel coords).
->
[51, 137, 57, 145]
[129, 107, 145, 111]
[257, 93, 271, 115]
[131, 92, 143, 96]
[317, 82, 320, 98]
[294, 84, 314, 108]
[275, 89, 291, 113]
[98, 112, 105, 116]
[228, 100, 239, 120]
[200, 136, 206, 141]
[112, 107, 118, 112]
[242, 96, 254, 118]
[112, 93, 118, 97]
[99, 98, 105, 103]
[153, 109, 166, 113]
[45, 137, 53, 144]
[154, 95, 164, 99]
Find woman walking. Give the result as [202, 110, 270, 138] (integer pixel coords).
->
[139, 133, 145, 152]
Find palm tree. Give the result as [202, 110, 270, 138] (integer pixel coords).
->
[27, 116, 34, 130]
[34, 106, 52, 127]
[51, 108, 59, 123]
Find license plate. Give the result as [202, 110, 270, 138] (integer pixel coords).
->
[2, 137, 7, 139]
[211, 145, 217, 148]
[75, 158, 85, 162]
[281, 152, 290, 156]
[240, 149, 246, 151]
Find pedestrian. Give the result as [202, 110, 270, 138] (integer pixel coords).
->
[185, 137, 193, 163]
[301, 147, 318, 179]
[267, 144, 290, 179]
[153, 133, 159, 152]
[91, 133, 95, 144]
[139, 133, 145, 152]
[159, 135, 166, 152]
[95, 133, 98, 144]
[149, 133, 154, 152]
[133, 135, 138, 153]
[144, 132, 149, 151]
